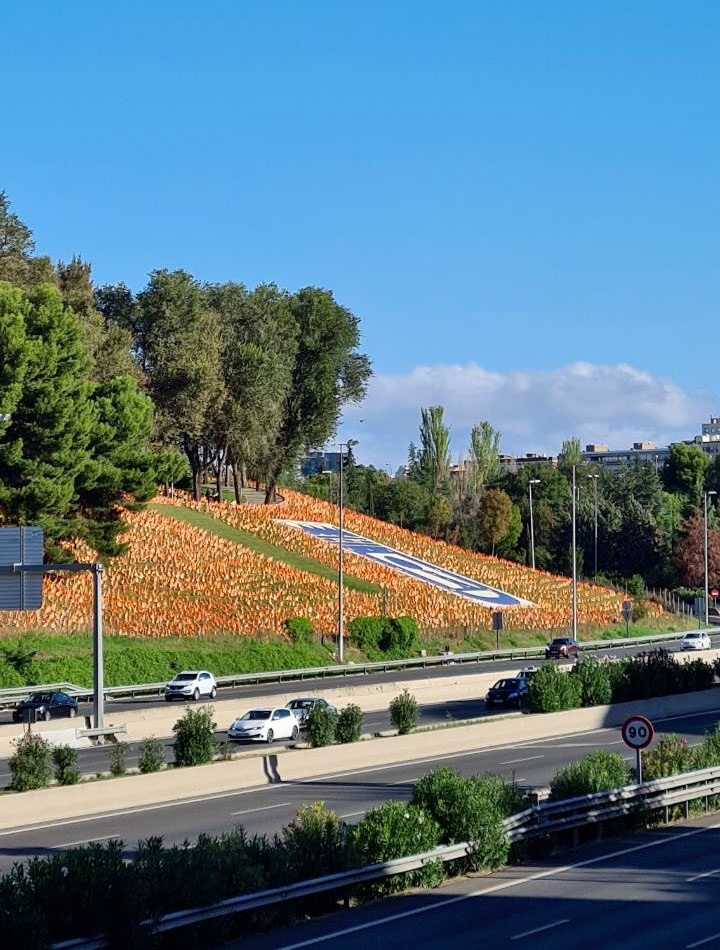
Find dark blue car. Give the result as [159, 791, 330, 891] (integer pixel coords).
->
[12, 691, 79, 723]
[485, 678, 528, 709]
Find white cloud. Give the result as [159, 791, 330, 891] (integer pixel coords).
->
[337, 361, 714, 469]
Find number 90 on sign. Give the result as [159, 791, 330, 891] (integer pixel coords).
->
[621, 715, 654, 750]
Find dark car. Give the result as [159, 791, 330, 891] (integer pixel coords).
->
[285, 697, 337, 726]
[485, 678, 528, 709]
[545, 637, 579, 659]
[12, 691, 79, 723]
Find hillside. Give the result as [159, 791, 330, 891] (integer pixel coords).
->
[0, 491, 652, 638]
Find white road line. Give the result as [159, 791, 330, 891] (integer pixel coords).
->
[687, 868, 720, 883]
[511, 918, 571, 940]
[270, 820, 720, 950]
[230, 802, 291, 817]
[687, 932, 720, 949]
[339, 811, 365, 819]
[500, 755, 544, 765]
[56, 834, 120, 848]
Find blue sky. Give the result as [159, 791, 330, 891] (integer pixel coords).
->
[3, 1, 719, 465]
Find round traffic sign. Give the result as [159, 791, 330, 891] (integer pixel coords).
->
[711, 588, 719, 599]
[621, 715, 654, 750]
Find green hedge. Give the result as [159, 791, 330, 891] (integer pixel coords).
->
[549, 750, 630, 800]
[527, 664, 582, 713]
[347, 616, 418, 655]
[284, 617, 314, 645]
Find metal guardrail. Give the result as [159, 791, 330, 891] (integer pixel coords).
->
[49, 765, 720, 950]
[2, 628, 707, 710]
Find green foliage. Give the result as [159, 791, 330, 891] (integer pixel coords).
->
[418, 405, 452, 496]
[9, 733, 52, 791]
[383, 616, 418, 653]
[173, 706, 217, 767]
[138, 737, 165, 774]
[0, 642, 37, 682]
[282, 803, 347, 879]
[664, 442, 711, 503]
[284, 617, 314, 645]
[625, 574, 647, 599]
[348, 616, 387, 652]
[527, 664, 583, 713]
[612, 650, 714, 703]
[549, 750, 630, 800]
[477, 488, 513, 553]
[350, 800, 444, 895]
[571, 658, 613, 706]
[52, 745, 80, 786]
[642, 735, 694, 782]
[389, 689, 418, 734]
[335, 704, 363, 744]
[107, 741, 129, 776]
[305, 703, 338, 747]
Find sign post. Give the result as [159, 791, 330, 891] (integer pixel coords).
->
[622, 714, 654, 784]
[492, 610, 503, 650]
[621, 600, 633, 637]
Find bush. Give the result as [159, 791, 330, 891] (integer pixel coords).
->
[411, 767, 512, 869]
[9, 733, 53, 791]
[571, 659, 612, 707]
[138, 737, 165, 774]
[284, 617, 314, 645]
[389, 690, 418, 734]
[348, 616, 388, 652]
[335, 704, 363, 743]
[350, 800, 443, 895]
[173, 706, 217, 767]
[381, 616, 418, 653]
[613, 650, 713, 703]
[625, 574, 646, 599]
[642, 735, 695, 781]
[52, 745, 80, 786]
[107, 741, 129, 776]
[527, 664, 582, 713]
[306, 703, 338, 747]
[549, 750, 630, 800]
[282, 802, 347, 878]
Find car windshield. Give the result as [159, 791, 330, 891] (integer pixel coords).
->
[28, 693, 51, 703]
[492, 679, 520, 689]
[238, 710, 271, 721]
[173, 673, 197, 682]
[686, 633, 701, 639]
[288, 700, 313, 709]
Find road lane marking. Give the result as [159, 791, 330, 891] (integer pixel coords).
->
[688, 932, 720, 948]
[270, 820, 720, 949]
[687, 868, 720, 883]
[500, 755, 544, 765]
[56, 834, 120, 848]
[511, 918, 570, 940]
[230, 802, 291, 816]
[339, 811, 365, 819]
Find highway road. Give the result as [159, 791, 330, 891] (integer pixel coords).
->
[0, 704, 719, 875]
[235, 813, 720, 950]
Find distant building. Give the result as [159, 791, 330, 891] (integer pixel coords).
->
[697, 416, 720, 459]
[497, 453, 558, 474]
[301, 451, 344, 477]
[581, 442, 666, 472]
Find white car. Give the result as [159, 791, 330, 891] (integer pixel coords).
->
[228, 707, 300, 743]
[681, 632, 711, 651]
[165, 670, 217, 701]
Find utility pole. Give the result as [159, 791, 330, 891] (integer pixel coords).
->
[336, 439, 358, 663]
[704, 490, 717, 627]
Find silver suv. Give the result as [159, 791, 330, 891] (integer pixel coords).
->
[165, 670, 217, 702]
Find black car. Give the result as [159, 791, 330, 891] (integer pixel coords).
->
[485, 678, 528, 709]
[545, 637, 579, 659]
[12, 691, 79, 723]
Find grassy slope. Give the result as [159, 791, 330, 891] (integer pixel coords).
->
[151, 502, 381, 595]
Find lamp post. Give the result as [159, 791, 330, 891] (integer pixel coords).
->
[528, 479, 540, 569]
[588, 473, 599, 578]
[336, 440, 358, 662]
[704, 490, 717, 627]
[571, 465, 578, 639]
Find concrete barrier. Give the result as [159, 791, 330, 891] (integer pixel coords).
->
[2, 686, 719, 833]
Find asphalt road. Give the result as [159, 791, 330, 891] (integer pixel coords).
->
[1, 704, 719, 875]
[235, 813, 720, 950]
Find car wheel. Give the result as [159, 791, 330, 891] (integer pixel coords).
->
[291, 725, 299, 740]
[43, 710, 51, 722]
[193, 688, 200, 701]
[210, 686, 217, 699]
[68, 707, 76, 718]
[266, 729, 274, 743]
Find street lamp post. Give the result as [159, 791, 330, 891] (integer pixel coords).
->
[528, 479, 540, 569]
[588, 473, 599, 578]
[336, 440, 358, 663]
[704, 490, 717, 627]
[571, 465, 578, 639]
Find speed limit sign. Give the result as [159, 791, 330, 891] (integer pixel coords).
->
[622, 715, 654, 750]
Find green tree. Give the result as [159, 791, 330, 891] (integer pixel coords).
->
[375, 477, 429, 530]
[0, 282, 29, 426]
[418, 406, 451, 497]
[496, 502, 523, 559]
[558, 436, 583, 475]
[0, 191, 56, 291]
[427, 494, 452, 539]
[675, 512, 720, 587]
[477, 488, 512, 554]
[664, 443, 711, 505]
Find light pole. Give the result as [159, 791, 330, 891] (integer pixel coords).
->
[528, 479, 540, 569]
[588, 473, 599, 578]
[571, 465, 578, 639]
[336, 439, 358, 663]
[704, 490, 717, 627]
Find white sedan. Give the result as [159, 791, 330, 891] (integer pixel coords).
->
[228, 707, 300, 743]
[681, 631, 711, 651]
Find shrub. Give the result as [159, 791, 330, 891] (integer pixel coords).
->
[9, 733, 53, 791]
[284, 617, 314, 645]
[335, 704, 363, 743]
[381, 616, 419, 653]
[349, 800, 443, 894]
[614, 650, 713, 703]
[138, 737, 165, 774]
[282, 802, 347, 878]
[305, 703, 338, 747]
[681, 658, 715, 693]
[348, 616, 388, 652]
[107, 740, 129, 776]
[52, 745, 80, 786]
[411, 767, 512, 869]
[549, 750, 630, 800]
[571, 658, 612, 707]
[389, 690, 418, 734]
[625, 574, 647, 599]
[527, 664, 582, 713]
[173, 706, 217, 767]
[642, 735, 695, 781]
